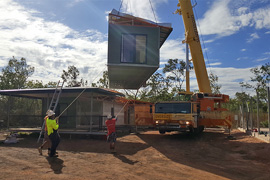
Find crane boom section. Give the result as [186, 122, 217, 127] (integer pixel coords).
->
[177, 0, 211, 94]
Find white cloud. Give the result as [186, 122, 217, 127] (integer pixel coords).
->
[181, 66, 255, 97]
[256, 57, 268, 62]
[209, 62, 222, 66]
[66, 0, 85, 8]
[0, 0, 108, 85]
[266, 31, 270, 34]
[198, 0, 241, 37]
[160, 39, 186, 65]
[208, 67, 255, 97]
[237, 57, 249, 61]
[247, 32, 260, 43]
[252, 7, 270, 29]
[241, 49, 246, 52]
[121, 0, 168, 22]
[198, 0, 270, 38]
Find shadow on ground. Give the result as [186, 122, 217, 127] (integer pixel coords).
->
[46, 157, 65, 174]
[136, 130, 270, 180]
[0, 132, 150, 156]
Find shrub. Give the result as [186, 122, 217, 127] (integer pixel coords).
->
[260, 120, 269, 128]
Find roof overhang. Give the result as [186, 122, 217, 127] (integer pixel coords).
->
[0, 87, 125, 99]
[109, 9, 173, 48]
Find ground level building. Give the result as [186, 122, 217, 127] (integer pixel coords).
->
[0, 87, 154, 134]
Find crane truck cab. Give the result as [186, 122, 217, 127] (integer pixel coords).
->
[153, 93, 231, 134]
[154, 100, 201, 134]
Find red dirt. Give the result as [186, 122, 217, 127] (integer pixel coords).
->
[0, 129, 270, 180]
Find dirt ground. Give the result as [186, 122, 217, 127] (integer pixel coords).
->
[0, 129, 270, 180]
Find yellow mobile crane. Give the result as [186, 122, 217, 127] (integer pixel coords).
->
[153, 0, 232, 134]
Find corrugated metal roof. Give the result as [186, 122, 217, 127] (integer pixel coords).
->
[109, 9, 173, 48]
[0, 87, 125, 99]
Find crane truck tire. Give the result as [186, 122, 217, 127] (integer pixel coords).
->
[159, 130, 166, 134]
[189, 126, 204, 135]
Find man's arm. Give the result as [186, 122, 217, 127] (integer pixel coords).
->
[52, 119, 59, 130]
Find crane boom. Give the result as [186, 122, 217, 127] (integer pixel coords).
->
[153, 0, 232, 135]
[176, 0, 211, 94]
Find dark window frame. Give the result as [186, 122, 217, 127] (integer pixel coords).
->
[155, 103, 192, 114]
[121, 33, 147, 64]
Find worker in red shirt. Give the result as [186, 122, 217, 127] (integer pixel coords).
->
[105, 114, 117, 152]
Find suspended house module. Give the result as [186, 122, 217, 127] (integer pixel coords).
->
[107, 9, 172, 89]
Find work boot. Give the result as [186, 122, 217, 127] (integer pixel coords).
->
[110, 146, 116, 153]
[38, 147, 42, 155]
[49, 154, 58, 158]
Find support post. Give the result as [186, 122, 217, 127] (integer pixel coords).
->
[239, 104, 243, 128]
[267, 87, 270, 135]
[246, 101, 249, 131]
[243, 104, 245, 128]
[186, 42, 190, 93]
[7, 96, 11, 130]
[90, 93, 93, 132]
[250, 98, 253, 132]
[257, 90, 260, 133]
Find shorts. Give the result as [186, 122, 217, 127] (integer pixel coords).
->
[107, 132, 117, 143]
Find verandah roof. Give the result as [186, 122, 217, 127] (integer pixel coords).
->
[0, 87, 125, 99]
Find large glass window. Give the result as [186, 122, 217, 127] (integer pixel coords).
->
[155, 103, 192, 114]
[121, 34, 146, 64]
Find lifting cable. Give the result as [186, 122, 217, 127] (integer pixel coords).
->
[149, 0, 158, 24]
[118, 0, 124, 14]
[118, 0, 157, 24]
[118, 0, 133, 15]
[191, 0, 212, 74]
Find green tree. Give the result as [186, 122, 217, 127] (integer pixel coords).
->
[235, 92, 250, 102]
[162, 59, 189, 92]
[61, 65, 81, 87]
[125, 72, 173, 103]
[144, 72, 174, 102]
[91, 71, 109, 88]
[209, 72, 221, 94]
[25, 80, 44, 88]
[0, 57, 34, 89]
[240, 63, 270, 102]
[44, 81, 58, 88]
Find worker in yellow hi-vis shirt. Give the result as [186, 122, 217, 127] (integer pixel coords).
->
[46, 110, 60, 157]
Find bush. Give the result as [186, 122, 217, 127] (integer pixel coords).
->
[260, 120, 269, 128]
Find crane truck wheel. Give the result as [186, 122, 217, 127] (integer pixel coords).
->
[199, 126, 205, 133]
[159, 130, 166, 134]
[189, 126, 204, 135]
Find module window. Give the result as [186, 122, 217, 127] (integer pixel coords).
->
[121, 34, 147, 64]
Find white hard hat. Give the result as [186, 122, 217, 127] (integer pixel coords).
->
[47, 110, 55, 117]
[107, 114, 112, 119]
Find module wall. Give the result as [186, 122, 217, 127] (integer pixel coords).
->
[108, 24, 160, 66]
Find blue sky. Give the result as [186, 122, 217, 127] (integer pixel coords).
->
[0, 0, 269, 97]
